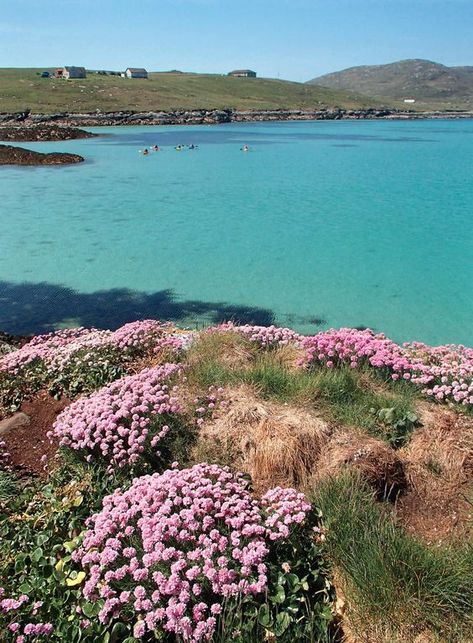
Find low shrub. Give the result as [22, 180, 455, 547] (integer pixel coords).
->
[0, 321, 187, 414]
[51, 364, 187, 474]
[74, 463, 333, 641]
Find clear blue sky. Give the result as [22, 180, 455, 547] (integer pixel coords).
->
[1, 0, 472, 82]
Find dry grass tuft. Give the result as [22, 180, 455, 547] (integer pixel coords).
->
[396, 401, 473, 543]
[313, 429, 407, 499]
[193, 386, 331, 493]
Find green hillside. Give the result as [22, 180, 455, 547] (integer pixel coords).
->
[308, 59, 473, 110]
[0, 68, 384, 113]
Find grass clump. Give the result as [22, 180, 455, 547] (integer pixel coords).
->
[312, 472, 473, 641]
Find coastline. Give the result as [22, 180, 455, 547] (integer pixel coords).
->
[1, 108, 473, 127]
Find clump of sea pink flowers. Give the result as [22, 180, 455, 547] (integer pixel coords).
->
[74, 463, 313, 642]
[51, 364, 182, 472]
[0, 588, 53, 639]
[209, 323, 302, 348]
[0, 320, 185, 378]
[300, 328, 473, 407]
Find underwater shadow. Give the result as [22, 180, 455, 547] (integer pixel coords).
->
[0, 280, 275, 335]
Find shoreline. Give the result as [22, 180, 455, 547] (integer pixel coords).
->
[1, 108, 473, 127]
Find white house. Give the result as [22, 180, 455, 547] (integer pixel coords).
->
[403, 98, 416, 104]
[125, 68, 148, 79]
[228, 69, 257, 78]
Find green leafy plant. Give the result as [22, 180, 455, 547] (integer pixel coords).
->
[372, 406, 420, 448]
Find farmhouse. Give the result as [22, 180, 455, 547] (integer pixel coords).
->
[228, 69, 257, 78]
[55, 67, 87, 79]
[125, 68, 148, 79]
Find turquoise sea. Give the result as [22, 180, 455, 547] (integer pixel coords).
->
[1, 120, 472, 344]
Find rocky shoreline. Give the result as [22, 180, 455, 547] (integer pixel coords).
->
[0, 144, 84, 166]
[1, 107, 472, 127]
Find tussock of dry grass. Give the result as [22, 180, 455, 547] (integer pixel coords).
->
[193, 385, 331, 492]
[313, 429, 407, 500]
[395, 402, 473, 542]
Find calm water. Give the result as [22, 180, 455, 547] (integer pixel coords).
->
[1, 120, 472, 344]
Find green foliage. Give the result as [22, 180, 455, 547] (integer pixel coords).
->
[312, 473, 473, 641]
[0, 458, 120, 641]
[47, 346, 127, 400]
[371, 407, 420, 448]
[0, 360, 47, 414]
[0, 470, 18, 501]
[0, 346, 129, 416]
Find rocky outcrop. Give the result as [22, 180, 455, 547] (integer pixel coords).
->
[0, 108, 472, 128]
[0, 125, 97, 142]
[0, 144, 84, 166]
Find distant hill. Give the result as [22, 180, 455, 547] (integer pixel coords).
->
[0, 68, 379, 114]
[307, 59, 473, 109]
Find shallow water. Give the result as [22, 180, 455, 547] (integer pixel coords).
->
[1, 120, 472, 343]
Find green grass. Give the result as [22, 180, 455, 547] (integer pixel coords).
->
[0, 469, 18, 501]
[313, 473, 473, 641]
[0, 68, 386, 113]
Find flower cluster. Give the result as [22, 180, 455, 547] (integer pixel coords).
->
[51, 364, 182, 472]
[0, 588, 53, 641]
[300, 328, 473, 406]
[404, 341, 473, 404]
[0, 440, 10, 469]
[261, 486, 312, 541]
[74, 463, 312, 642]
[109, 320, 170, 354]
[0, 321, 189, 411]
[192, 386, 226, 427]
[0, 321, 185, 377]
[209, 323, 302, 348]
[299, 327, 415, 373]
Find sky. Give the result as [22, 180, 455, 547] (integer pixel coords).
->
[0, 0, 472, 82]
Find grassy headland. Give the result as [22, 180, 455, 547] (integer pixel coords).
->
[1, 322, 472, 641]
[0, 68, 386, 113]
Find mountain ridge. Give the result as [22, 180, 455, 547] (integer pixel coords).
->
[307, 59, 473, 108]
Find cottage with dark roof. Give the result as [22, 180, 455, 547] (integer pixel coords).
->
[228, 69, 257, 78]
[62, 66, 87, 79]
[125, 68, 148, 79]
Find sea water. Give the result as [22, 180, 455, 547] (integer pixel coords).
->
[0, 119, 472, 344]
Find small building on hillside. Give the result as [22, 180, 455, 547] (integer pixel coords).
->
[56, 66, 87, 79]
[403, 98, 416, 104]
[228, 69, 257, 78]
[125, 68, 148, 79]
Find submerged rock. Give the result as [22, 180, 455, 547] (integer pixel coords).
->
[0, 144, 84, 166]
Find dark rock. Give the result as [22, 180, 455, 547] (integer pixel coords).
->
[0, 413, 30, 437]
[0, 144, 84, 166]
[0, 125, 96, 142]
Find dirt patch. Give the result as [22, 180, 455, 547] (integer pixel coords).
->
[2, 392, 70, 476]
[194, 385, 331, 493]
[313, 429, 407, 500]
[396, 402, 473, 544]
